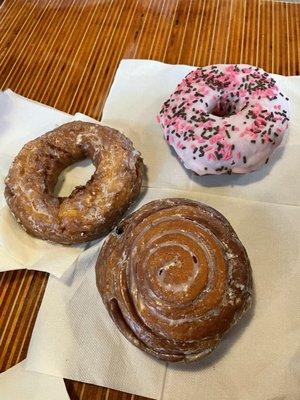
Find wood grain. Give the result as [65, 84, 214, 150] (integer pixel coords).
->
[0, 0, 299, 399]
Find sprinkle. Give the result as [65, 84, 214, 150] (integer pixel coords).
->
[198, 147, 205, 157]
[215, 151, 223, 160]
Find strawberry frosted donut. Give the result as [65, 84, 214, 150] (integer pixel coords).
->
[157, 64, 289, 175]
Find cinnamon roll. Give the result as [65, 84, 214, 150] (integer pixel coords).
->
[96, 198, 252, 362]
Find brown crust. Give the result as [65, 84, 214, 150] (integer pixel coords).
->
[96, 198, 252, 362]
[5, 121, 143, 244]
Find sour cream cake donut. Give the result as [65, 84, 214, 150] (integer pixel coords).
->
[158, 64, 289, 175]
[5, 121, 143, 244]
[96, 198, 253, 362]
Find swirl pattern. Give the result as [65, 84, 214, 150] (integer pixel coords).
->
[96, 198, 252, 362]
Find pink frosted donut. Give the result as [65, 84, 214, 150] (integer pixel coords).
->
[157, 64, 289, 175]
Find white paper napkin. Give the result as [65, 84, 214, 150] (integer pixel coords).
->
[0, 91, 100, 277]
[101, 60, 300, 206]
[26, 187, 300, 400]
[0, 360, 69, 400]
[26, 238, 167, 400]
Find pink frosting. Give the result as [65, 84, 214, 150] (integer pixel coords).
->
[157, 64, 289, 175]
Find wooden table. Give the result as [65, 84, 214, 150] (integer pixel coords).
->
[0, 0, 299, 398]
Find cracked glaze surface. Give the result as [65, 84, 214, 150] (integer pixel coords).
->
[96, 198, 253, 362]
[5, 121, 143, 244]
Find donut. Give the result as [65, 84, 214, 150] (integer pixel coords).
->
[157, 64, 290, 175]
[96, 198, 252, 362]
[5, 121, 143, 244]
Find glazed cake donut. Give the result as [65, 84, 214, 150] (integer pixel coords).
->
[96, 198, 252, 362]
[158, 64, 289, 175]
[5, 121, 143, 244]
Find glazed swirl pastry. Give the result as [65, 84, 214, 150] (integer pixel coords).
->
[5, 121, 143, 244]
[96, 198, 252, 362]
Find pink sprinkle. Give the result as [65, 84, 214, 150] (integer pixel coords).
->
[242, 67, 252, 74]
[207, 153, 216, 160]
[263, 133, 270, 142]
[252, 103, 263, 116]
[194, 136, 206, 144]
[209, 133, 226, 144]
[219, 142, 233, 160]
[203, 121, 213, 129]
[205, 145, 214, 151]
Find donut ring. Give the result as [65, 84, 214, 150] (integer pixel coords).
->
[5, 121, 143, 244]
[96, 198, 253, 362]
[158, 64, 289, 175]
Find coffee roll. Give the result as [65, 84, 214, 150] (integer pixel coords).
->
[96, 198, 252, 362]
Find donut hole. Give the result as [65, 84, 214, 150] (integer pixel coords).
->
[210, 98, 240, 118]
[54, 158, 95, 197]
